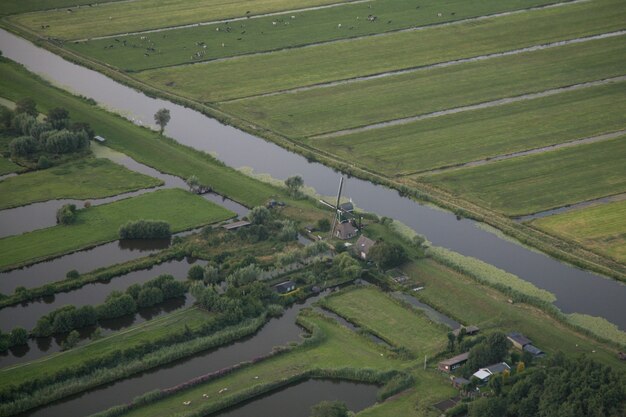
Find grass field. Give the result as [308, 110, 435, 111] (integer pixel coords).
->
[0, 157, 162, 209]
[422, 136, 626, 216]
[0, 58, 282, 208]
[135, 0, 626, 101]
[9, 0, 355, 40]
[0, 157, 21, 175]
[0, 0, 122, 16]
[310, 81, 626, 175]
[531, 199, 626, 264]
[67, 0, 563, 71]
[220, 35, 626, 137]
[321, 286, 447, 356]
[0, 188, 234, 270]
[401, 259, 624, 367]
[0, 307, 211, 391]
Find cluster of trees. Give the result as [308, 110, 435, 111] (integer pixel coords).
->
[464, 332, 510, 376]
[119, 220, 171, 239]
[468, 353, 625, 417]
[56, 204, 77, 225]
[2, 100, 93, 163]
[32, 274, 185, 337]
[187, 264, 222, 286]
[0, 327, 29, 352]
[285, 175, 304, 197]
[368, 240, 407, 269]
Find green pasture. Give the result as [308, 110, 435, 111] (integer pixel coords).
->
[118, 311, 404, 417]
[402, 259, 623, 367]
[0, 157, 162, 210]
[0, 0, 121, 16]
[9, 0, 352, 40]
[531, 199, 626, 264]
[0, 58, 281, 208]
[67, 0, 561, 71]
[0, 157, 21, 175]
[135, 0, 626, 101]
[310, 81, 626, 175]
[321, 286, 447, 356]
[221, 35, 626, 137]
[422, 136, 626, 216]
[0, 308, 210, 391]
[0, 188, 234, 270]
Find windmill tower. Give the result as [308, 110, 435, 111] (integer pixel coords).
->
[319, 176, 359, 239]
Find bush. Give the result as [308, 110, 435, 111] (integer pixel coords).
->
[44, 129, 89, 154]
[8, 327, 28, 347]
[137, 287, 164, 308]
[56, 204, 77, 225]
[66, 270, 80, 280]
[9, 135, 37, 157]
[96, 294, 137, 320]
[11, 113, 36, 135]
[62, 330, 80, 351]
[249, 206, 270, 225]
[187, 265, 205, 281]
[15, 97, 37, 116]
[368, 241, 407, 269]
[316, 218, 331, 232]
[119, 220, 171, 239]
[37, 155, 51, 169]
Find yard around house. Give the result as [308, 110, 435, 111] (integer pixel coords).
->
[320, 286, 448, 356]
[421, 135, 626, 216]
[0, 157, 162, 210]
[531, 199, 626, 264]
[0, 188, 234, 270]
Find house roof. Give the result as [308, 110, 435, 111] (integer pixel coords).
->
[508, 332, 532, 347]
[335, 222, 357, 239]
[523, 344, 544, 356]
[222, 220, 251, 230]
[274, 280, 295, 292]
[439, 352, 470, 367]
[356, 235, 375, 254]
[472, 369, 491, 381]
[453, 377, 470, 386]
[485, 362, 510, 374]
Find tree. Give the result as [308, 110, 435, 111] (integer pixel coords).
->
[8, 327, 28, 347]
[66, 269, 80, 279]
[368, 241, 407, 269]
[0, 106, 12, 129]
[204, 265, 221, 285]
[447, 332, 456, 352]
[310, 400, 349, 417]
[62, 330, 80, 351]
[488, 374, 503, 395]
[15, 97, 37, 116]
[45, 107, 70, 129]
[187, 264, 205, 281]
[249, 206, 270, 225]
[9, 136, 38, 158]
[137, 287, 164, 308]
[56, 204, 77, 225]
[516, 361, 525, 373]
[154, 108, 170, 135]
[185, 174, 200, 192]
[469, 397, 507, 417]
[316, 218, 331, 232]
[285, 175, 304, 197]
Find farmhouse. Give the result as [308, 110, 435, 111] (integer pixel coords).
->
[335, 222, 357, 240]
[273, 280, 296, 294]
[355, 235, 375, 260]
[472, 362, 510, 383]
[438, 351, 469, 373]
[222, 220, 251, 231]
[507, 332, 532, 350]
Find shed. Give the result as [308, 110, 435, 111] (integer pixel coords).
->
[507, 332, 532, 350]
[94, 135, 106, 142]
[355, 235, 375, 260]
[222, 220, 251, 231]
[452, 377, 470, 389]
[438, 352, 469, 373]
[273, 280, 296, 294]
[335, 222, 357, 240]
[453, 325, 480, 337]
[472, 362, 510, 382]
[523, 344, 545, 357]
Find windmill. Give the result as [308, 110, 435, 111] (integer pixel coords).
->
[319, 176, 360, 239]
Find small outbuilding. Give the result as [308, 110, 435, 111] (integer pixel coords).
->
[335, 222, 357, 240]
[355, 235, 375, 260]
[273, 280, 296, 294]
[523, 344, 545, 358]
[438, 352, 470, 373]
[453, 325, 480, 337]
[507, 332, 532, 350]
[452, 376, 470, 389]
[94, 135, 106, 143]
[472, 362, 510, 383]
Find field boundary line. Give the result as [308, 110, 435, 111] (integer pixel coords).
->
[72, 0, 373, 42]
[515, 192, 626, 222]
[310, 76, 626, 139]
[407, 129, 626, 177]
[220, 29, 626, 103]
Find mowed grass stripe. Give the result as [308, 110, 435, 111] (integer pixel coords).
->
[0, 0, 122, 17]
[321, 286, 447, 355]
[308, 81, 626, 176]
[9, 0, 363, 40]
[135, 0, 626, 102]
[67, 0, 561, 72]
[421, 136, 626, 217]
[0, 158, 162, 210]
[531, 199, 626, 264]
[0, 188, 234, 270]
[220, 35, 626, 137]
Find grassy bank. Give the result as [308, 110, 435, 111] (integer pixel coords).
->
[220, 35, 626, 137]
[134, 0, 626, 101]
[312, 81, 626, 175]
[0, 157, 162, 210]
[0, 188, 234, 270]
[424, 135, 626, 216]
[531, 199, 626, 264]
[68, 0, 561, 71]
[0, 157, 21, 175]
[0, 57, 282, 208]
[8, 0, 349, 40]
[321, 286, 447, 356]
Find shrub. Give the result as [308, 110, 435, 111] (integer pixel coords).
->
[9, 135, 37, 157]
[187, 265, 205, 281]
[119, 220, 171, 239]
[56, 204, 77, 225]
[316, 218, 331, 232]
[8, 327, 28, 347]
[66, 270, 80, 280]
[137, 287, 164, 308]
[11, 113, 36, 135]
[36, 155, 51, 169]
[44, 129, 89, 154]
[249, 206, 270, 225]
[62, 330, 80, 351]
[15, 97, 37, 116]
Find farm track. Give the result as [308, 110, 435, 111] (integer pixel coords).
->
[410, 129, 626, 177]
[221, 29, 626, 103]
[73, 0, 373, 42]
[516, 192, 626, 222]
[311, 75, 626, 139]
[132, 0, 591, 72]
